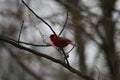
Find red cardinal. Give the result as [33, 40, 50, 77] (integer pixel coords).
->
[50, 34, 76, 48]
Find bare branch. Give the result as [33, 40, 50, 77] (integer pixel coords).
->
[21, 0, 57, 35]
[18, 20, 24, 45]
[61, 48, 70, 67]
[58, 11, 69, 36]
[2, 35, 51, 47]
[66, 46, 75, 54]
[95, 67, 100, 80]
[0, 35, 94, 80]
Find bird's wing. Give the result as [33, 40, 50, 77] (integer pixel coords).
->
[58, 37, 72, 43]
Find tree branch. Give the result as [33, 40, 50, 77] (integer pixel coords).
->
[58, 11, 69, 36]
[1, 35, 51, 47]
[21, 0, 56, 35]
[0, 35, 94, 80]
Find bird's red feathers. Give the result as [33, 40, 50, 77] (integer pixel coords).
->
[50, 34, 75, 48]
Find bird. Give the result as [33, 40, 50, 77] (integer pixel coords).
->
[49, 34, 76, 48]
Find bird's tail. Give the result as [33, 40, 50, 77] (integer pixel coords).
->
[70, 42, 76, 46]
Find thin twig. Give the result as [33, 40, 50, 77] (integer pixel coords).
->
[2, 35, 51, 47]
[58, 11, 69, 36]
[19, 41, 51, 47]
[61, 48, 70, 67]
[28, 14, 49, 44]
[95, 67, 100, 80]
[18, 20, 24, 45]
[66, 46, 75, 54]
[21, 0, 56, 35]
[33, 26, 46, 43]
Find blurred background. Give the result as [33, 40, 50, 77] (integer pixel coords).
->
[0, 0, 120, 80]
